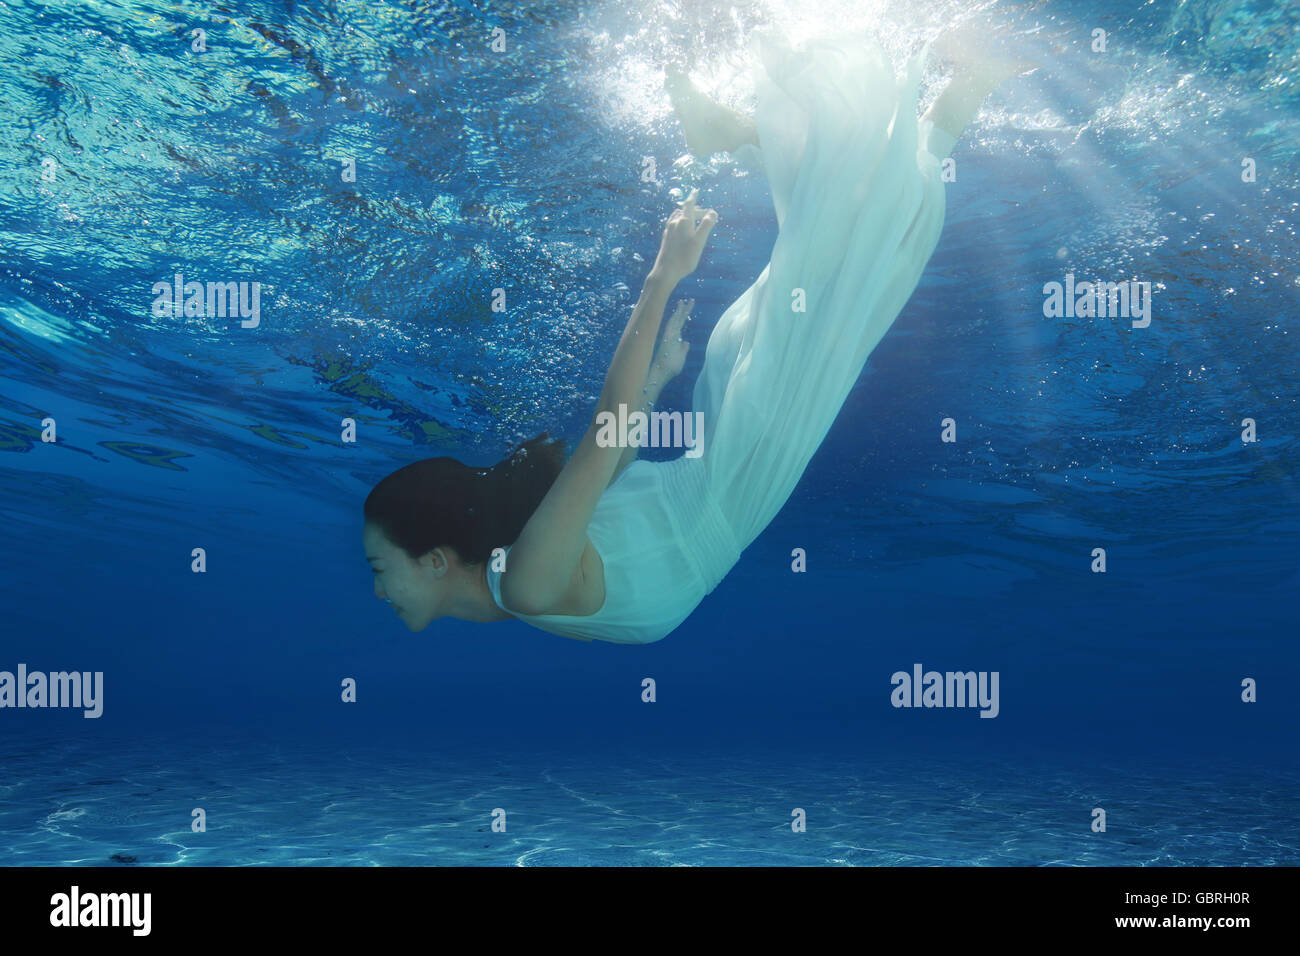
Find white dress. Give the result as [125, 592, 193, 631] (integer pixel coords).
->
[486, 31, 956, 644]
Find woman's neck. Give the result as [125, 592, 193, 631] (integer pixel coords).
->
[452, 561, 515, 623]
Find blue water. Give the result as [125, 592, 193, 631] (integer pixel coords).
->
[2, 0, 1298, 866]
[7, 731, 1299, 865]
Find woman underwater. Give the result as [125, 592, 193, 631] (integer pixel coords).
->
[364, 29, 1030, 644]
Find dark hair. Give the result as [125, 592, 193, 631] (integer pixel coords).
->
[364, 432, 567, 564]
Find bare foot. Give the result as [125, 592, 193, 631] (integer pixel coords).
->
[664, 66, 758, 159]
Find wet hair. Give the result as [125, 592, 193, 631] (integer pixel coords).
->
[364, 432, 567, 565]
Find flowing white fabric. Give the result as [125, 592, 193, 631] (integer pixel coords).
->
[487, 31, 952, 644]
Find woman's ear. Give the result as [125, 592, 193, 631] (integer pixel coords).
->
[428, 545, 472, 576]
[421, 547, 452, 576]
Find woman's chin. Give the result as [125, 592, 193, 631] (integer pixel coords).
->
[399, 610, 428, 632]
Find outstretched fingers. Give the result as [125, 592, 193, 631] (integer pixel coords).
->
[696, 207, 718, 239]
[656, 190, 719, 281]
[679, 187, 700, 217]
[678, 187, 720, 233]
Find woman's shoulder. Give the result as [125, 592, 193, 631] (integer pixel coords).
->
[488, 536, 606, 619]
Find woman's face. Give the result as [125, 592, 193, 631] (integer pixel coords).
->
[363, 522, 448, 631]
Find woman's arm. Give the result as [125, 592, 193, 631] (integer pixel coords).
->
[501, 191, 717, 614]
[610, 297, 693, 484]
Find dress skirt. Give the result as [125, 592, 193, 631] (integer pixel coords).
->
[487, 30, 952, 644]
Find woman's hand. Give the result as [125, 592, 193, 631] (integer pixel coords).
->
[651, 188, 718, 284]
[648, 298, 693, 387]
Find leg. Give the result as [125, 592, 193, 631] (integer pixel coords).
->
[665, 65, 760, 159]
[922, 30, 1038, 153]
